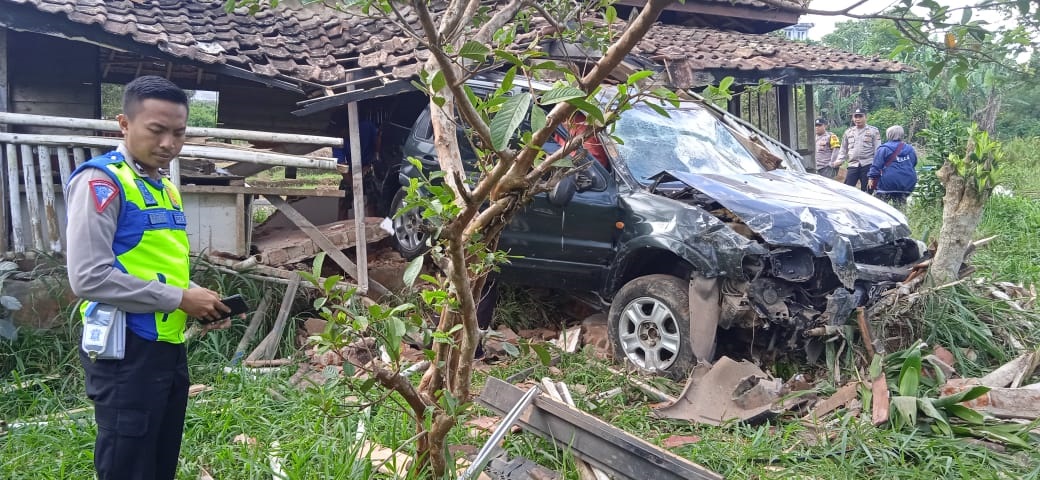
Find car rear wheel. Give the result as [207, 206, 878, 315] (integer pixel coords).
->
[390, 188, 430, 260]
[608, 274, 695, 380]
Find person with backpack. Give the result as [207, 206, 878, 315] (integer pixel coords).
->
[867, 125, 918, 206]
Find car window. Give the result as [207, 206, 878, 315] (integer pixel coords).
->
[613, 102, 765, 184]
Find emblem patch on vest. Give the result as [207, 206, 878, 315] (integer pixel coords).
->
[89, 179, 118, 213]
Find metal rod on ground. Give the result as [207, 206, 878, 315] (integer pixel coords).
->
[248, 273, 301, 362]
[459, 385, 540, 480]
[232, 292, 271, 366]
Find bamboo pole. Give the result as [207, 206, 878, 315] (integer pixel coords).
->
[56, 147, 72, 187]
[36, 145, 62, 252]
[0, 112, 341, 146]
[19, 144, 44, 251]
[5, 144, 23, 253]
[0, 134, 337, 170]
[73, 148, 86, 167]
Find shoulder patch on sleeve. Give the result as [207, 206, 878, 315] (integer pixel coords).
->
[89, 179, 119, 213]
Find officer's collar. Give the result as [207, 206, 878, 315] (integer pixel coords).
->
[116, 144, 167, 189]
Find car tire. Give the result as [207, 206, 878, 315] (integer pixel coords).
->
[607, 274, 696, 381]
[389, 188, 431, 260]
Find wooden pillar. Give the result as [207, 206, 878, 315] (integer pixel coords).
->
[0, 29, 8, 121]
[803, 84, 816, 172]
[777, 84, 795, 150]
[0, 29, 8, 253]
[346, 80, 369, 294]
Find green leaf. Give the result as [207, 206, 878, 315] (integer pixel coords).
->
[493, 49, 523, 66]
[539, 86, 586, 105]
[890, 396, 918, 429]
[403, 255, 424, 288]
[917, 397, 950, 433]
[927, 62, 945, 79]
[489, 92, 531, 151]
[954, 74, 968, 91]
[501, 342, 520, 357]
[530, 343, 552, 366]
[530, 105, 547, 134]
[644, 101, 671, 118]
[604, 5, 617, 24]
[430, 70, 446, 94]
[719, 76, 735, 92]
[459, 41, 491, 62]
[626, 70, 654, 85]
[322, 275, 342, 293]
[387, 317, 407, 341]
[945, 404, 985, 425]
[934, 385, 990, 407]
[566, 98, 605, 124]
[499, 66, 516, 95]
[897, 347, 922, 396]
[312, 252, 326, 281]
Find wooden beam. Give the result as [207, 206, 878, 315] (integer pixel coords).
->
[615, 0, 799, 26]
[346, 81, 369, 293]
[179, 185, 345, 198]
[0, 28, 9, 124]
[262, 194, 389, 297]
[477, 377, 722, 480]
[0, 112, 341, 146]
[0, 133, 336, 170]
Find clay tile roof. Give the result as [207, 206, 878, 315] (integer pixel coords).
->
[3, 0, 903, 95]
[634, 24, 912, 86]
[2, 0, 424, 89]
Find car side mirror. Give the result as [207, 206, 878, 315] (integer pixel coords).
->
[548, 175, 577, 207]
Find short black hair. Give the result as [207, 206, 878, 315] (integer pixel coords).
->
[122, 76, 189, 118]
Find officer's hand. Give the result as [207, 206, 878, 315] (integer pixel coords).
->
[179, 287, 230, 323]
[868, 178, 879, 191]
[200, 318, 233, 336]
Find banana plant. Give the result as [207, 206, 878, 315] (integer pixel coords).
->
[884, 342, 1036, 447]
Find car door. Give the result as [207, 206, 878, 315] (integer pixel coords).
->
[500, 155, 620, 290]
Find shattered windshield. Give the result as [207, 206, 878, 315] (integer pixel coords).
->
[613, 102, 765, 183]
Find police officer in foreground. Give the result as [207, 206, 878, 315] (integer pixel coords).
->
[66, 76, 231, 479]
[837, 108, 881, 191]
[813, 117, 841, 178]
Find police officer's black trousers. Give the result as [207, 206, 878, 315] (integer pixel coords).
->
[80, 330, 189, 480]
[844, 165, 870, 192]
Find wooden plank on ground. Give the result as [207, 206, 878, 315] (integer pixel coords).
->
[247, 273, 300, 362]
[346, 88, 370, 294]
[478, 377, 722, 480]
[262, 194, 389, 297]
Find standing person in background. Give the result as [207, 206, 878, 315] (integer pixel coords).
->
[837, 108, 882, 191]
[868, 125, 918, 206]
[814, 118, 841, 178]
[65, 76, 231, 480]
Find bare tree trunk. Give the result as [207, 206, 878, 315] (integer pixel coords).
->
[930, 89, 1001, 285]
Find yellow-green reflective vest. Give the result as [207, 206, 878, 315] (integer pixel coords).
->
[70, 151, 190, 344]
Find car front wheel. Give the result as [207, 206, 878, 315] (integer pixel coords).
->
[390, 188, 430, 260]
[607, 274, 696, 380]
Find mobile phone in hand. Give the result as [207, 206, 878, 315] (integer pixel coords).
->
[198, 294, 248, 324]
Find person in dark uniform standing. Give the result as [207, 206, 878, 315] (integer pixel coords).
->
[66, 76, 231, 480]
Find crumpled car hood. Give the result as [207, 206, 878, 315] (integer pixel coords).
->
[656, 169, 914, 287]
